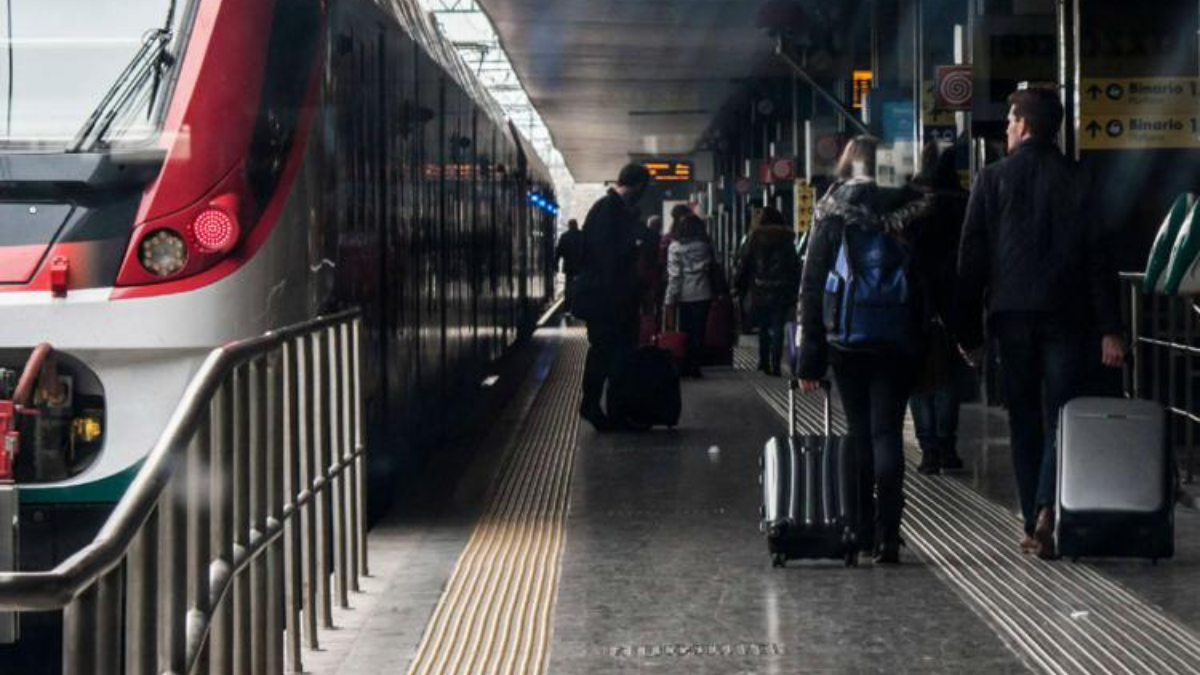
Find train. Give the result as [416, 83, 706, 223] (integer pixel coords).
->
[0, 0, 558, 569]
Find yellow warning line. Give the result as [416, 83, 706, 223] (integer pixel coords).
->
[407, 332, 585, 675]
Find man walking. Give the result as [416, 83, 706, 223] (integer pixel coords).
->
[555, 219, 584, 315]
[958, 89, 1124, 558]
[575, 163, 652, 431]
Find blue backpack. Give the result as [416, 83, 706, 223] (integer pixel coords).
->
[823, 223, 912, 348]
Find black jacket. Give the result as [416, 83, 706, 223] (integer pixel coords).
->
[795, 180, 922, 380]
[576, 189, 641, 323]
[555, 228, 583, 276]
[909, 186, 968, 328]
[958, 139, 1121, 347]
[735, 223, 800, 309]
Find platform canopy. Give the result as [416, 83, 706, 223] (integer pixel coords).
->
[477, 0, 778, 182]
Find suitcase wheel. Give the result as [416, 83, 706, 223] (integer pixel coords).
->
[771, 553, 787, 568]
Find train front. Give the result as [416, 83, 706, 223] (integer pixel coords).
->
[0, 0, 322, 567]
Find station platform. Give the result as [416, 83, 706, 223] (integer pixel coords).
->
[305, 325, 1200, 675]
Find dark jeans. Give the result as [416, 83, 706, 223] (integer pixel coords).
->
[563, 273, 577, 314]
[582, 315, 638, 414]
[993, 313, 1086, 534]
[832, 350, 915, 541]
[752, 300, 789, 371]
[909, 383, 960, 453]
[678, 299, 711, 375]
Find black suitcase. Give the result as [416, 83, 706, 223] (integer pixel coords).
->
[1056, 397, 1175, 562]
[760, 379, 860, 567]
[607, 346, 682, 428]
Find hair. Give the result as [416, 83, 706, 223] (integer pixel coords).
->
[760, 206, 785, 227]
[834, 136, 879, 179]
[1007, 89, 1063, 140]
[915, 142, 960, 191]
[677, 213, 707, 240]
[567, 218, 579, 229]
[670, 203, 692, 221]
[647, 215, 663, 232]
[617, 163, 651, 188]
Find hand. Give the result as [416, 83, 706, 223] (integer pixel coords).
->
[1101, 334, 1125, 368]
[799, 379, 822, 393]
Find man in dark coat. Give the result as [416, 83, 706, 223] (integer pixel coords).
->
[555, 219, 584, 315]
[734, 206, 799, 376]
[575, 163, 652, 431]
[958, 89, 1124, 558]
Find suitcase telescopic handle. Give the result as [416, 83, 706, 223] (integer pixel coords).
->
[788, 378, 833, 436]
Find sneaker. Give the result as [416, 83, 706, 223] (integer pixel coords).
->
[874, 538, 903, 564]
[940, 447, 965, 471]
[916, 447, 940, 475]
[579, 405, 612, 433]
[1019, 534, 1038, 554]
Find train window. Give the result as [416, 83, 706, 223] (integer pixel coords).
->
[246, 0, 322, 209]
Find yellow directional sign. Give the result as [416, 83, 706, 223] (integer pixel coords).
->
[1080, 114, 1200, 150]
[795, 179, 816, 233]
[1082, 77, 1200, 114]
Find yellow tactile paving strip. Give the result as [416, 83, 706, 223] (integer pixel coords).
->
[407, 331, 585, 675]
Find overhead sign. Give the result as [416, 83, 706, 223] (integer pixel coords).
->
[643, 160, 693, 182]
[934, 65, 973, 111]
[1080, 114, 1200, 150]
[852, 70, 873, 110]
[1081, 77, 1200, 114]
[794, 179, 816, 234]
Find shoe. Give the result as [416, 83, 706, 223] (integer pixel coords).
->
[1033, 507, 1056, 559]
[940, 446, 964, 471]
[916, 447, 940, 475]
[1019, 534, 1038, 554]
[874, 537, 903, 564]
[579, 405, 612, 433]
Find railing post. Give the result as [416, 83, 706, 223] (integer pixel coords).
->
[95, 569, 122, 675]
[251, 358, 269, 675]
[282, 339, 304, 672]
[266, 350, 285, 675]
[186, 409, 212, 671]
[233, 366, 252, 673]
[341, 322, 360, 593]
[328, 326, 349, 610]
[62, 584, 97, 675]
[298, 334, 320, 650]
[210, 381, 235, 675]
[158, 464, 187, 674]
[313, 330, 334, 629]
[126, 507, 158, 675]
[353, 318, 368, 578]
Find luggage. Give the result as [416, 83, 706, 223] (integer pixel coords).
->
[1056, 397, 1175, 562]
[702, 295, 735, 366]
[654, 331, 688, 366]
[606, 345, 682, 428]
[760, 379, 859, 567]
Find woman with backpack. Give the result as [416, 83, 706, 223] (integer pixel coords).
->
[794, 136, 925, 564]
[735, 206, 800, 376]
[665, 213, 715, 378]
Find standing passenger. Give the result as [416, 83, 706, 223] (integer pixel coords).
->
[575, 164, 652, 432]
[906, 145, 969, 474]
[957, 89, 1124, 558]
[796, 136, 921, 563]
[735, 206, 799, 376]
[664, 214, 715, 378]
[555, 218, 584, 316]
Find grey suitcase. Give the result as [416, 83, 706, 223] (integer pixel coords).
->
[760, 379, 860, 567]
[1056, 397, 1174, 562]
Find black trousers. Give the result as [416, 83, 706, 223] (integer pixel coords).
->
[677, 299, 711, 375]
[582, 315, 638, 413]
[563, 272, 577, 314]
[831, 350, 916, 541]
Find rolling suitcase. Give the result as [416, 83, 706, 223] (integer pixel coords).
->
[702, 295, 735, 366]
[607, 345, 682, 428]
[1056, 397, 1175, 562]
[760, 379, 859, 567]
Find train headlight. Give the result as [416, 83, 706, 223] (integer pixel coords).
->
[139, 229, 188, 277]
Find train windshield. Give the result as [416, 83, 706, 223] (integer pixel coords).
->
[0, 0, 194, 151]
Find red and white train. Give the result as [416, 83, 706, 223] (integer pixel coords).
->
[0, 0, 557, 567]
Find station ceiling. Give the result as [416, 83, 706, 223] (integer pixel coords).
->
[478, 0, 779, 183]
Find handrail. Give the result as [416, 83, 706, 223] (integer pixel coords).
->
[0, 309, 368, 674]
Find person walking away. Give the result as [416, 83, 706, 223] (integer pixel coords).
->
[795, 136, 923, 563]
[958, 89, 1124, 558]
[665, 214, 715, 378]
[638, 216, 665, 338]
[575, 164, 652, 432]
[659, 204, 693, 292]
[555, 219, 584, 316]
[735, 206, 799, 376]
[906, 144, 969, 474]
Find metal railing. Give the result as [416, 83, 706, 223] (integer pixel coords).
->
[0, 310, 368, 675]
[1122, 273, 1197, 483]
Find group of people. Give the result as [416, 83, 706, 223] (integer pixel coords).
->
[795, 88, 1124, 563]
[561, 88, 1125, 565]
